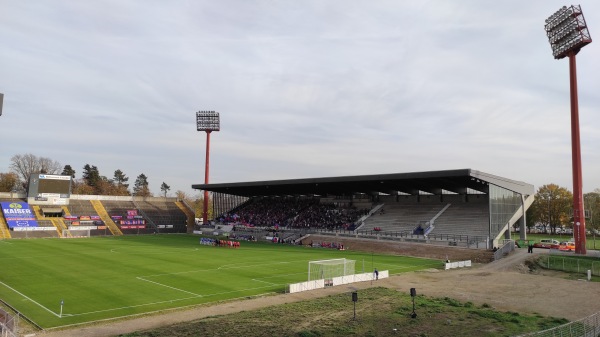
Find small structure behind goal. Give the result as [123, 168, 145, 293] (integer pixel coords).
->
[289, 259, 387, 294]
[308, 258, 356, 283]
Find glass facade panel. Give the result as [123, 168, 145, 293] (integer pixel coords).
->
[489, 185, 521, 238]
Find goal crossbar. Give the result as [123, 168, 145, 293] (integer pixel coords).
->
[308, 258, 355, 281]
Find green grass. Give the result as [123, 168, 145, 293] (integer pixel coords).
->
[0, 235, 441, 329]
[536, 254, 600, 278]
[119, 288, 569, 337]
[511, 233, 600, 250]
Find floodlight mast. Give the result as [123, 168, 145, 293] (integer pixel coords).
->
[545, 5, 592, 254]
[196, 111, 220, 225]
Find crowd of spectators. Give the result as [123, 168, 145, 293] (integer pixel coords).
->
[199, 237, 240, 247]
[215, 197, 369, 230]
[217, 198, 315, 227]
[286, 203, 368, 230]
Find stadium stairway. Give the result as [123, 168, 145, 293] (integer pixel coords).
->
[90, 200, 123, 236]
[175, 201, 195, 232]
[51, 218, 73, 238]
[61, 206, 72, 216]
[0, 215, 11, 239]
[32, 205, 44, 219]
[32, 205, 68, 237]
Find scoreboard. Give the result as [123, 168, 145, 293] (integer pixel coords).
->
[27, 174, 72, 205]
[37, 175, 71, 194]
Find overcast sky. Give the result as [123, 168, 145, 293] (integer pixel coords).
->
[1, 1, 599, 197]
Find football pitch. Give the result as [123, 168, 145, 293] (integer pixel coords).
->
[0, 234, 441, 328]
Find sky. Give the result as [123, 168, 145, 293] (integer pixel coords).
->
[1, 1, 599, 197]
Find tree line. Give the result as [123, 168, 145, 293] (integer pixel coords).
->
[525, 184, 600, 235]
[0, 153, 176, 198]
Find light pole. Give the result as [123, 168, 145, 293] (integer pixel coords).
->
[544, 5, 592, 254]
[196, 111, 220, 225]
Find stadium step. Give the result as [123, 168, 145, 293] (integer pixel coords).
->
[61, 206, 72, 216]
[90, 200, 123, 236]
[175, 201, 195, 232]
[0, 215, 11, 239]
[50, 218, 72, 238]
[32, 205, 44, 218]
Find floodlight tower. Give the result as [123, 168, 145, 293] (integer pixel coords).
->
[544, 5, 592, 254]
[196, 111, 220, 225]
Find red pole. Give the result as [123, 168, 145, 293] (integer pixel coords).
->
[568, 52, 586, 255]
[203, 131, 211, 225]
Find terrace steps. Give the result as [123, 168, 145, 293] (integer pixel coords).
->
[0, 216, 11, 239]
[51, 218, 73, 238]
[90, 200, 123, 236]
[175, 201, 195, 231]
[32, 205, 62, 237]
[32, 205, 44, 219]
[61, 206, 72, 216]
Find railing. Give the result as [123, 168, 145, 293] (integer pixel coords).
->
[132, 200, 158, 233]
[516, 311, 600, 337]
[310, 228, 489, 248]
[493, 240, 515, 261]
[539, 255, 600, 277]
[0, 306, 18, 337]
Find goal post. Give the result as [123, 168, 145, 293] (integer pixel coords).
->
[308, 258, 356, 281]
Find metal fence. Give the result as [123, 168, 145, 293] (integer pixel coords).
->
[539, 255, 600, 277]
[493, 240, 515, 261]
[516, 311, 600, 337]
[312, 228, 489, 248]
[0, 307, 18, 337]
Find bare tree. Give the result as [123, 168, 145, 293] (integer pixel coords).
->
[39, 157, 62, 174]
[9, 153, 62, 190]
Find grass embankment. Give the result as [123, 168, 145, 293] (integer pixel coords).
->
[120, 287, 567, 337]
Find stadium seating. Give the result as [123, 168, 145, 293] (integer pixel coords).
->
[135, 200, 188, 233]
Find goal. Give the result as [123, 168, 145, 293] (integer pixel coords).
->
[308, 258, 356, 281]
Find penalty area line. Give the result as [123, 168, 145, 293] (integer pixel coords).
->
[136, 276, 203, 297]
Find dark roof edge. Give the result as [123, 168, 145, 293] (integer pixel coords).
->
[192, 169, 472, 190]
[193, 168, 534, 196]
[470, 170, 535, 195]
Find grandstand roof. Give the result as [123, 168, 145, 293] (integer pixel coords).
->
[192, 169, 534, 198]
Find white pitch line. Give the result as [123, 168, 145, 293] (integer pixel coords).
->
[251, 278, 279, 286]
[63, 295, 201, 317]
[217, 261, 290, 270]
[136, 277, 203, 297]
[0, 280, 59, 317]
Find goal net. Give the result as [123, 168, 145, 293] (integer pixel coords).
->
[308, 258, 356, 281]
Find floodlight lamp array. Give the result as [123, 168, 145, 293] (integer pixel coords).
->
[196, 110, 220, 131]
[545, 5, 592, 59]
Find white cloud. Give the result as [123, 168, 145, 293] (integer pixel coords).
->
[1, 0, 599, 196]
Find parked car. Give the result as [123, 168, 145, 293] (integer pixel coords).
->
[559, 241, 576, 252]
[533, 239, 560, 249]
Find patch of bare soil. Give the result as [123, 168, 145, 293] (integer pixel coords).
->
[34, 238, 600, 337]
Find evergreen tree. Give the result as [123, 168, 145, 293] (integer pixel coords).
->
[61, 165, 76, 178]
[133, 173, 151, 197]
[113, 169, 129, 189]
[160, 182, 170, 198]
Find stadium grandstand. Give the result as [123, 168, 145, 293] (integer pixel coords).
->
[0, 173, 194, 239]
[192, 169, 534, 249]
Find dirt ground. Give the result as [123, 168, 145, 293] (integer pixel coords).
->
[33, 237, 600, 337]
